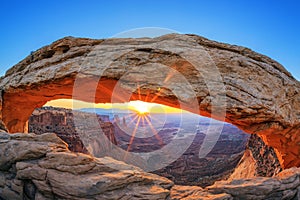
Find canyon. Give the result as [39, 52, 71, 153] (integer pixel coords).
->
[0, 33, 299, 199]
[28, 106, 250, 187]
[29, 107, 118, 153]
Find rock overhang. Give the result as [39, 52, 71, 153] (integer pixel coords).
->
[0, 33, 299, 168]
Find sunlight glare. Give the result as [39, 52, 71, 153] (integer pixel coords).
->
[129, 100, 150, 115]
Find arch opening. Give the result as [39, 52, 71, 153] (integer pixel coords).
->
[1, 34, 300, 172]
[2, 73, 300, 169]
[28, 98, 253, 187]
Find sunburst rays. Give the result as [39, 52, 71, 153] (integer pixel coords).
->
[119, 69, 177, 158]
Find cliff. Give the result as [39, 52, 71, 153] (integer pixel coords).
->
[230, 133, 282, 180]
[29, 107, 117, 153]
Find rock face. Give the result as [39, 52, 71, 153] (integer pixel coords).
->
[1, 131, 300, 200]
[229, 133, 282, 180]
[28, 107, 117, 153]
[0, 34, 299, 168]
[247, 134, 282, 176]
[0, 132, 173, 200]
[170, 185, 232, 200]
[207, 167, 300, 200]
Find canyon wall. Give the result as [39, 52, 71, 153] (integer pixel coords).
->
[28, 107, 117, 153]
[229, 133, 282, 180]
[0, 34, 299, 168]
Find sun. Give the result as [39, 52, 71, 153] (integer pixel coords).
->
[129, 100, 149, 115]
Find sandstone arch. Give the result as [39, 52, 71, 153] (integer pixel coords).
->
[0, 34, 299, 169]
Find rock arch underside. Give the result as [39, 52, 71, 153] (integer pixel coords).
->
[1, 34, 300, 199]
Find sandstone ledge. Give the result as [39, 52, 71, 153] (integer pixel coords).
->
[1, 132, 300, 199]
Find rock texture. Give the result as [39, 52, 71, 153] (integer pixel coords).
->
[0, 90, 7, 133]
[0, 34, 299, 168]
[29, 107, 117, 153]
[170, 185, 232, 200]
[248, 134, 282, 176]
[1, 132, 300, 200]
[207, 167, 300, 200]
[229, 133, 282, 180]
[0, 132, 173, 200]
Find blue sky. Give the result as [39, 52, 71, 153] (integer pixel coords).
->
[0, 0, 299, 79]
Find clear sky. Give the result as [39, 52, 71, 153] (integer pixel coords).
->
[0, 0, 299, 80]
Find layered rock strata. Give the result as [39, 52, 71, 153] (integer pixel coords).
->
[28, 107, 117, 153]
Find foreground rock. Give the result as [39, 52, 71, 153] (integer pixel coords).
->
[0, 132, 173, 199]
[208, 167, 300, 200]
[0, 34, 299, 168]
[1, 132, 300, 199]
[171, 185, 232, 200]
